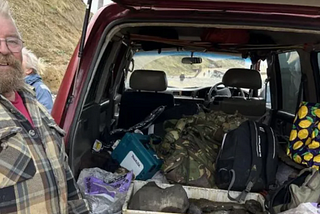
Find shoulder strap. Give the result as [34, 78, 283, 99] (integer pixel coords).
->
[228, 120, 263, 202]
[295, 74, 307, 113]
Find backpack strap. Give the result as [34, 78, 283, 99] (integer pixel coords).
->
[295, 74, 307, 113]
[228, 120, 263, 202]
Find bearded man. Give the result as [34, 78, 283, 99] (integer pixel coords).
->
[0, 1, 91, 213]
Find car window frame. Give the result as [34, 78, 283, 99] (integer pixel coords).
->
[275, 51, 303, 114]
[311, 51, 320, 103]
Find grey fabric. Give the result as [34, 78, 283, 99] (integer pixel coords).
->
[130, 70, 168, 91]
[286, 168, 320, 211]
[276, 162, 299, 186]
[222, 68, 262, 90]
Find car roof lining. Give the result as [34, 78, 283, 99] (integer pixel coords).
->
[124, 27, 320, 51]
[113, 23, 320, 40]
[108, 23, 320, 58]
[123, 26, 320, 43]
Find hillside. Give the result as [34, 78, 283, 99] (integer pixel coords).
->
[139, 56, 215, 76]
[6, 1, 253, 93]
[135, 55, 246, 75]
[8, 0, 86, 93]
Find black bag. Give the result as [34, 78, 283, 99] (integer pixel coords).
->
[265, 168, 319, 214]
[215, 120, 278, 202]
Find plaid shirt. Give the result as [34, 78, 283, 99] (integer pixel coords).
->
[0, 85, 91, 214]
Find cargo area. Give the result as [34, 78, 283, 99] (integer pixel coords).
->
[122, 181, 266, 214]
[67, 23, 320, 213]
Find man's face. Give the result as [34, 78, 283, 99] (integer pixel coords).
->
[0, 15, 24, 94]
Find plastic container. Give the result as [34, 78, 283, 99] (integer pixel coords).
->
[123, 180, 266, 214]
[111, 133, 163, 180]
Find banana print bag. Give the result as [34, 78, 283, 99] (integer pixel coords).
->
[288, 101, 320, 170]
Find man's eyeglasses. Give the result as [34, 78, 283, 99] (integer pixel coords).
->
[0, 37, 24, 53]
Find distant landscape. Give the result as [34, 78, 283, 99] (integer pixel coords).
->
[8, 0, 86, 93]
[8, 0, 269, 93]
[132, 54, 251, 88]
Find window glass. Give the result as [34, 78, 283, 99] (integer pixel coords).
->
[128, 51, 251, 90]
[259, 60, 271, 107]
[278, 51, 301, 114]
[85, 42, 114, 104]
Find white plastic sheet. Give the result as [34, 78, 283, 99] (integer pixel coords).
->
[279, 203, 320, 214]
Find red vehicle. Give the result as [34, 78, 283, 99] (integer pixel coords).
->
[52, 0, 320, 176]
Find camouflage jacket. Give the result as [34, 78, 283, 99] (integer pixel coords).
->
[155, 110, 247, 188]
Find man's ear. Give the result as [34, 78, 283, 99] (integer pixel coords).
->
[25, 68, 33, 75]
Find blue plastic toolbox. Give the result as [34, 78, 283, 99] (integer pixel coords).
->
[111, 133, 163, 180]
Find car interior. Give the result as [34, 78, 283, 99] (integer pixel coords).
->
[67, 23, 320, 179]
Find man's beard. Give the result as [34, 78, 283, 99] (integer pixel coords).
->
[0, 54, 24, 94]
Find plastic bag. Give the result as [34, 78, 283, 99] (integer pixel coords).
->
[146, 171, 169, 185]
[77, 167, 133, 214]
[279, 203, 320, 214]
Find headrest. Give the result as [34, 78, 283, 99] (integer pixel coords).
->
[130, 70, 168, 91]
[222, 68, 262, 90]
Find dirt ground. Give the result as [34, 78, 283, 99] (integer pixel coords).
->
[8, 0, 86, 93]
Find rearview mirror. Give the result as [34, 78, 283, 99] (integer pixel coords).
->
[181, 57, 202, 64]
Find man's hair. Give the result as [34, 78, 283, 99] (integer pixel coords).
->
[22, 48, 46, 75]
[0, 0, 12, 19]
[0, 0, 22, 39]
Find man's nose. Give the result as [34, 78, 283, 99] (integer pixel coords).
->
[0, 40, 11, 55]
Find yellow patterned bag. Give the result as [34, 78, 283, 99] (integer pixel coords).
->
[288, 101, 320, 170]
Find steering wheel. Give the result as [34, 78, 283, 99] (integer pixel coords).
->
[206, 82, 231, 103]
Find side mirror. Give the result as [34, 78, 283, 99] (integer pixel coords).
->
[181, 57, 202, 64]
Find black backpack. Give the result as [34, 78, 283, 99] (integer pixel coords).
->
[265, 168, 319, 214]
[215, 120, 279, 202]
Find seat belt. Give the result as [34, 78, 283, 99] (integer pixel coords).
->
[295, 74, 307, 113]
[264, 77, 270, 102]
[257, 77, 271, 124]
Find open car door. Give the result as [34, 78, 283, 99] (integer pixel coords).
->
[113, 0, 320, 15]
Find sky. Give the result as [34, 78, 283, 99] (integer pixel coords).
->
[82, 0, 113, 13]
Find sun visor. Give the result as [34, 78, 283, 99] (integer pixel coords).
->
[138, 27, 179, 51]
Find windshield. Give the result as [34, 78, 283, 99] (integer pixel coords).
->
[126, 51, 251, 89]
